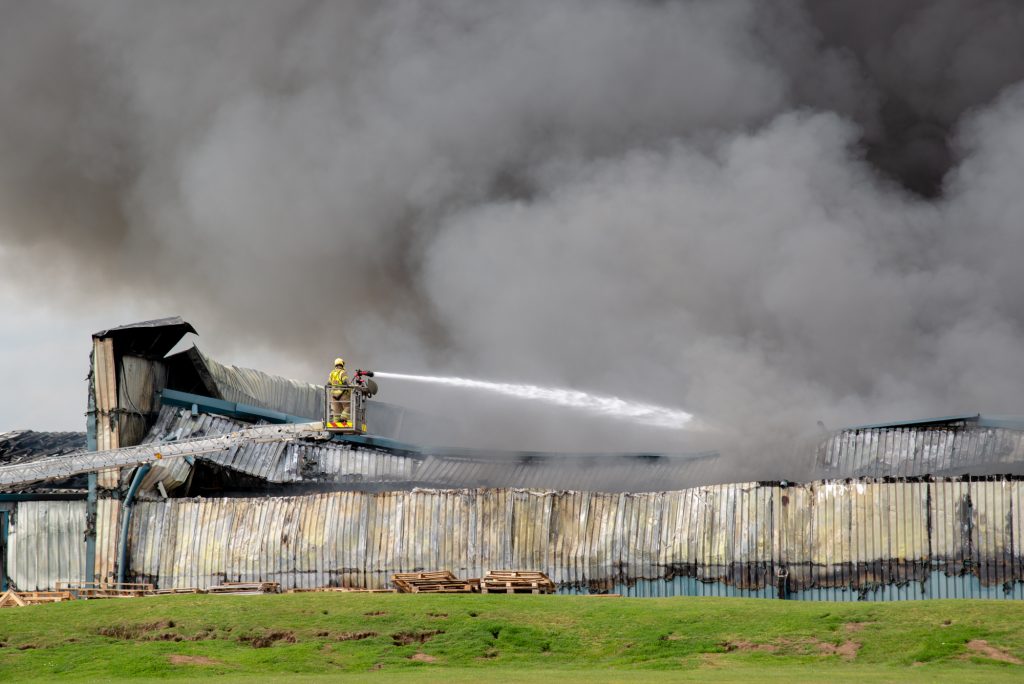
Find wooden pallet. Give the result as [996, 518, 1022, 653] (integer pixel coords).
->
[147, 587, 205, 595]
[207, 581, 280, 595]
[0, 589, 27, 607]
[391, 571, 477, 594]
[407, 581, 476, 594]
[286, 587, 397, 594]
[480, 570, 555, 595]
[57, 581, 154, 598]
[1, 590, 73, 606]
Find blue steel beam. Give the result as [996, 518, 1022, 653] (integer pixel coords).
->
[160, 388, 314, 424]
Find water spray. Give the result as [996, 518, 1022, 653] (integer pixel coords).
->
[374, 371, 695, 430]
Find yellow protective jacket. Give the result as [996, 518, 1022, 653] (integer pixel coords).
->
[328, 368, 349, 386]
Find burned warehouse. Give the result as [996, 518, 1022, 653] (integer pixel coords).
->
[2, 318, 1024, 601]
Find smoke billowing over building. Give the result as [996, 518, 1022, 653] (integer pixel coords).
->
[2, 318, 1024, 601]
[2, 3, 1024, 600]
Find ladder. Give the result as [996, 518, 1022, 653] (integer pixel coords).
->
[0, 422, 325, 488]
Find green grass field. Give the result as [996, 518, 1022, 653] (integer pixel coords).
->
[1, 593, 1022, 682]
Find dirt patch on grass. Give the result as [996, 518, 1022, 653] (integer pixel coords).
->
[427, 612, 448, 618]
[721, 640, 778, 653]
[238, 631, 297, 649]
[168, 655, 222, 666]
[337, 631, 377, 642]
[409, 652, 438, 663]
[774, 637, 859, 661]
[815, 640, 860, 660]
[844, 622, 872, 633]
[97, 620, 174, 640]
[364, 611, 386, 617]
[391, 630, 443, 647]
[966, 640, 1023, 664]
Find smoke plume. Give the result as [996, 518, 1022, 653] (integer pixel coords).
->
[3, 1, 1024, 476]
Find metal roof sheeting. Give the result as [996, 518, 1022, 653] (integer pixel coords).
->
[815, 423, 1024, 479]
[92, 316, 196, 360]
[131, 405, 720, 494]
[410, 450, 720, 492]
[184, 346, 324, 422]
[0, 431, 86, 466]
[138, 405, 254, 492]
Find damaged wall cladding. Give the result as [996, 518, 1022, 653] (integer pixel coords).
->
[815, 419, 1024, 479]
[9, 477, 1024, 600]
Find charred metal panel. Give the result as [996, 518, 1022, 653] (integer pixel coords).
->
[0, 431, 86, 465]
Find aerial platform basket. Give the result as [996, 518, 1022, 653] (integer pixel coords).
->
[324, 370, 378, 435]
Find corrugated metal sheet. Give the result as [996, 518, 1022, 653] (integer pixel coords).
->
[138, 406, 253, 492]
[0, 431, 86, 465]
[815, 422, 1024, 479]
[6, 501, 87, 591]
[94, 498, 121, 583]
[119, 478, 1024, 598]
[117, 355, 168, 447]
[188, 347, 324, 422]
[14, 476, 1024, 599]
[92, 337, 118, 452]
[131, 405, 720, 494]
[412, 451, 721, 492]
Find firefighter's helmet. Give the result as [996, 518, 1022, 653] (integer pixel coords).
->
[334, 358, 345, 367]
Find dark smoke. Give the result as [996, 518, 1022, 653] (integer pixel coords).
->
[2, 1, 1024, 477]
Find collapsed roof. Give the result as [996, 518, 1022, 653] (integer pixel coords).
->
[4, 317, 1024, 497]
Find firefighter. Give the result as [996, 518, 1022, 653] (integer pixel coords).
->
[328, 358, 350, 422]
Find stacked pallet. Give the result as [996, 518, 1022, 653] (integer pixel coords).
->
[391, 571, 477, 593]
[207, 581, 281, 595]
[481, 570, 555, 594]
[57, 581, 154, 599]
[286, 587, 396, 594]
[0, 589, 73, 607]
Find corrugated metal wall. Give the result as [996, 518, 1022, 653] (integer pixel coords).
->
[10, 477, 1024, 600]
[816, 425, 1024, 478]
[4, 499, 122, 590]
[6, 501, 88, 591]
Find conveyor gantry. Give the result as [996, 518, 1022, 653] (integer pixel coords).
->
[0, 422, 325, 488]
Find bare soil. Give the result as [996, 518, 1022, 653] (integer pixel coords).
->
[391, 630, 444, 646]
[336, 631, 377, 641]
[409, 652, 438, 662]
[966, 639, 1023, 664]
[721, 640, 778, 653]
[239, 630, 297, 648]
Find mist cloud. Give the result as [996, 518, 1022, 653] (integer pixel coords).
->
[2, 1, 1024, 474]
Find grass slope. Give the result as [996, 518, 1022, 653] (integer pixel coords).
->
[0, 594, 1022, 682]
